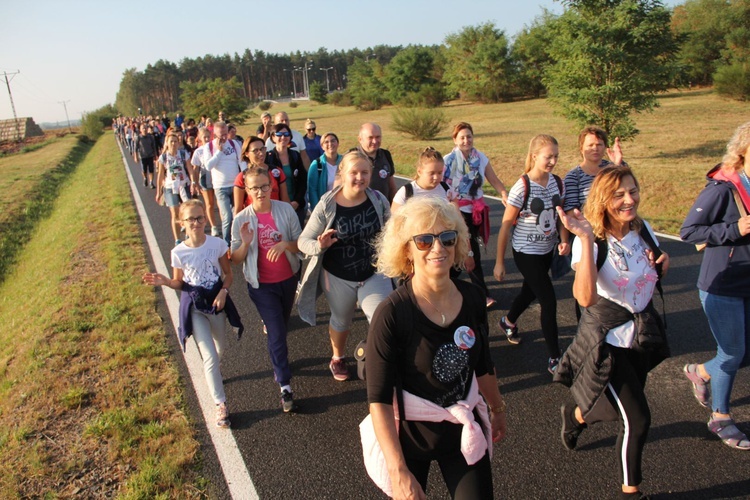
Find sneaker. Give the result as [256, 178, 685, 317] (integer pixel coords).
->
[150, 182, 156, 189]
[216, 402, 230, 428]
[329, 358, 349, 381]
[281, 390, 296, 413]
[486, 296, 497, 308]
[548, 357, 560, 374]
[560, 403, 586, 450]
[143, 178, 148, 186]
[683, 364, 710, 408]
[499, 316, 521, 344]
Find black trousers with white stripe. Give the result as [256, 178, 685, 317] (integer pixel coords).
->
[601, 346, 652, 487]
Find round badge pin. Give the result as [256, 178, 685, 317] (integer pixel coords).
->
[454, 326, 475, 350]
[379, 169, 388, 179]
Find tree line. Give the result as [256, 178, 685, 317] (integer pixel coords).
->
[112, 0, 749, 139]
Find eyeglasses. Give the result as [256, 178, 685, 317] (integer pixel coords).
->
[412, 230, 458, 251]
[246, 184, 271, 193]
[249, 147, 266, 154]
[275, 131, 291, 138]
[183, 216, 206, 224]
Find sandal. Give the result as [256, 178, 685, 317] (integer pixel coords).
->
[683, 364, 710, 408]
[707, 416, 750, 450]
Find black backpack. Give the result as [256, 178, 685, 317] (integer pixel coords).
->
[403, 181, 450, 199]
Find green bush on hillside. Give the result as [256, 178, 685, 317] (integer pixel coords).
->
[391, 107, 448, 140]
[714, 63, 750, 101]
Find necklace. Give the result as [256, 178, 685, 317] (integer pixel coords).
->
[417, 290, 448, 326]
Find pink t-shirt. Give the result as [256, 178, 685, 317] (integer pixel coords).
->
[256, 212, 294, 284]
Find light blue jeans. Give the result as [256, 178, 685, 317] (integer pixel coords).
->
[214, 186, 234, 246]
[699, 290, 750, 414]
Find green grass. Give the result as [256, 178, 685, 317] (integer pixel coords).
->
[0, 135, 90, 283]
[241, 89, 750, 234]
[0, 134, 204, 498]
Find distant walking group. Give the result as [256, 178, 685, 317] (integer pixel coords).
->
[118, 111, 750, 499]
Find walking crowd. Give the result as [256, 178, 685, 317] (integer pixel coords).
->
[119, 111, 750, 500]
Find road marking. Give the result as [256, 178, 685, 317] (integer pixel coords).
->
[117, 141, 258, 500]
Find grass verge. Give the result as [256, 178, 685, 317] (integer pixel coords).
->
[0, 135, 90, 284]
[242, 89, 750, 234]
[0, 134, 205, 498]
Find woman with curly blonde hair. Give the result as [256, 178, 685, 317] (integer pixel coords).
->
[363, 197, 506, 500]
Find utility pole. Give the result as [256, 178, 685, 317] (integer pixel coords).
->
[58, 100, 72, 133]
[3, 70, 22, 141]
[320, 67, 333, 93]
[284, 68, 297, 97]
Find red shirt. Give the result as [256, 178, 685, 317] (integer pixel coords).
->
[234, 169, 287, 209]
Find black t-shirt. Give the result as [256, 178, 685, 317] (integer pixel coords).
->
[322, 198, 380, 281]
[366, 280, 493, 459]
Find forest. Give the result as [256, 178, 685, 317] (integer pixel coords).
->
[111, 0, 750, 130]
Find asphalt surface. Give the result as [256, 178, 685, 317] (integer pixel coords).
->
[123, 142, 750, 499]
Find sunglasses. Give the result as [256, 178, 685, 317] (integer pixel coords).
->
[275, 131, 291, 138]
[307, 128, 316, 131]
[412, 230, 458, 251]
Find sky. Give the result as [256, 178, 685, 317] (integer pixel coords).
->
[0, 0, 682, 125]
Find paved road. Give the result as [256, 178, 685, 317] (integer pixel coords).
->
[122, 144, 750, 499]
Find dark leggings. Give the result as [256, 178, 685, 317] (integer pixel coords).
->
[507, 249, 560, 358]
[405, 451, 493, 500]
[461, 211, 488, 294]
[604, 346, 652, 487]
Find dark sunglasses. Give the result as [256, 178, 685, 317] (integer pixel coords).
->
[275, 131, 291, 137]
[412, 230, 458, 251]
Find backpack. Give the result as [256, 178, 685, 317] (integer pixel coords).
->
[403, 181, 450, 200]
[520, 173, 563, 211]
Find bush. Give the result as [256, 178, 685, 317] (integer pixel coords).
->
[714, 63, 750, 101]
[258, 101, 272, 111]
[401, 84, 446, 108]
[81, 103, 118, 141]
[355, 90, 388, 111]
[391, 107, 449, 140]
[328, 90, 353, 107]
[289, 101, 299, 108]
[309, 81, 327, 104]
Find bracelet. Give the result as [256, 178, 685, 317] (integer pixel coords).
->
[488, 399, 506, 414]
[221, 288, 229, 294]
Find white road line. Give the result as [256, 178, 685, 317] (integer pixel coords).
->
[393, 174, 686, 242]
[117, 140, 258, 499]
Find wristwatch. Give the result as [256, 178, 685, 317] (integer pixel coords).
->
[488, 399, 506, 414]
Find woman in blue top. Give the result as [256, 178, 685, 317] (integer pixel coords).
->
[680, 120, 750, 451]
[307, 132, 342, 210]
[302, 119, 323, 161]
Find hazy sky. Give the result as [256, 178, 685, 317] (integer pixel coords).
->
[0, 0, 681, 124]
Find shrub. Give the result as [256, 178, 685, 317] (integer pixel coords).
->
[258, 101, 272, 111]
[714, 63, 750, 101]
[355, 90, 388, 111]
[401, 84, 446, 108]
[289, 101, 299, 108]
[309, 81, 327, 104]
[391, 107, 449, 140]
[328, 90, 353, 107]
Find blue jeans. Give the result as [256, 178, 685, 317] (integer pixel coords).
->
[246, 276, 298, 387]
[699, 290, 750, 414]
[214, 186, 234, 245]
